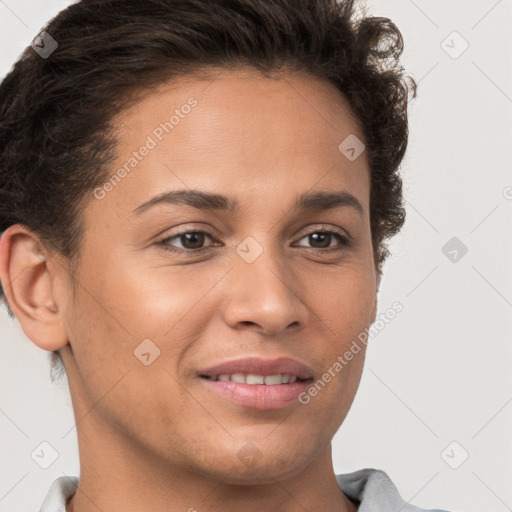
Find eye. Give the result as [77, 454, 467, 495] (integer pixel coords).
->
[157, 229, 219, 253]
[294, 228, 351, 251]
[156, 226, 351, 254]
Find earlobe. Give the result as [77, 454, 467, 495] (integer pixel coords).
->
[0, 225, 69, 351]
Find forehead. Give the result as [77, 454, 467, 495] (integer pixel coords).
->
[116, 67, 366, 152]
[93, 68, 370, 219]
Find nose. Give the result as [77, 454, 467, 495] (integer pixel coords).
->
[221, 244, 306, 336]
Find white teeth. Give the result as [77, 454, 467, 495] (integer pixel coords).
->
[213, 373, 301, 385]
[264, 375, 283, 385]
[246, 374, 264, 384]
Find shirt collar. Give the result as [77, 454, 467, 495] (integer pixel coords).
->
[39, 468, 446, 512]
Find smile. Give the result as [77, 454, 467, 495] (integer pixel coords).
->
[201, 373, 308, 385]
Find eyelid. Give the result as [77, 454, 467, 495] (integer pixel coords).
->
[156, 223, 352, 253]
[294, 226, 351, 249]
[299, 225, 350, 240]
[157, 226, 219, 251]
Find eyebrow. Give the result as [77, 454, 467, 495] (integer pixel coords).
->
[133, 189, 364, 216]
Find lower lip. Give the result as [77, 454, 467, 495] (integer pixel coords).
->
[200, 378, 311, 410]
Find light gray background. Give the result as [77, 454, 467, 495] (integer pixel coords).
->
[1, 1, 511, 511]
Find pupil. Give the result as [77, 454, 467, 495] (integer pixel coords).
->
[182, 232, 204, 249]
[310, 233, 330, 248]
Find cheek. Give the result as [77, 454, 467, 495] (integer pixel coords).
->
[63, 258, 227, 416]
[297, 265, 374, 408]
[71, 255, 209, 344]
[303, 262, 376, 336]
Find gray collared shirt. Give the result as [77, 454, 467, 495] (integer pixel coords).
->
[39, 467, 451, 511]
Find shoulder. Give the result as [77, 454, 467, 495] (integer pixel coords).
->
[336, 467, 451, 512]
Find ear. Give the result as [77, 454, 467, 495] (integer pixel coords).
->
[0, 225, 69, 351]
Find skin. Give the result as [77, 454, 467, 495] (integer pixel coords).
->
[0, 68, 377, 512]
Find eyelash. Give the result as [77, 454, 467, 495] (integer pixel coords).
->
[156, 227, 351, 254]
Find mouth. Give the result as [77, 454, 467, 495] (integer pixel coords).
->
[198, 357, 314, 410]
[200, 373, 313, 385]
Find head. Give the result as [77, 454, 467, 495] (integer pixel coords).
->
[0, 0, 415, 484]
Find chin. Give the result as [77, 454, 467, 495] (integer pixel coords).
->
[185, 439, 318, 486]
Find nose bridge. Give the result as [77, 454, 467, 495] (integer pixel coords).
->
[223, 235, 304, 334]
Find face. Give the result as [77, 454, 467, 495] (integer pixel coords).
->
[57, 68, 377, 484]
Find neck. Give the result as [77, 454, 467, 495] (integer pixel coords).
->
[65, 421, 358, 512]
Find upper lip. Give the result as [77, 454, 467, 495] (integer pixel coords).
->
[199, 357, 314, 380]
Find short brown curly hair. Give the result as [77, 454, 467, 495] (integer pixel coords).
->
[0, 0, 416, 378]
